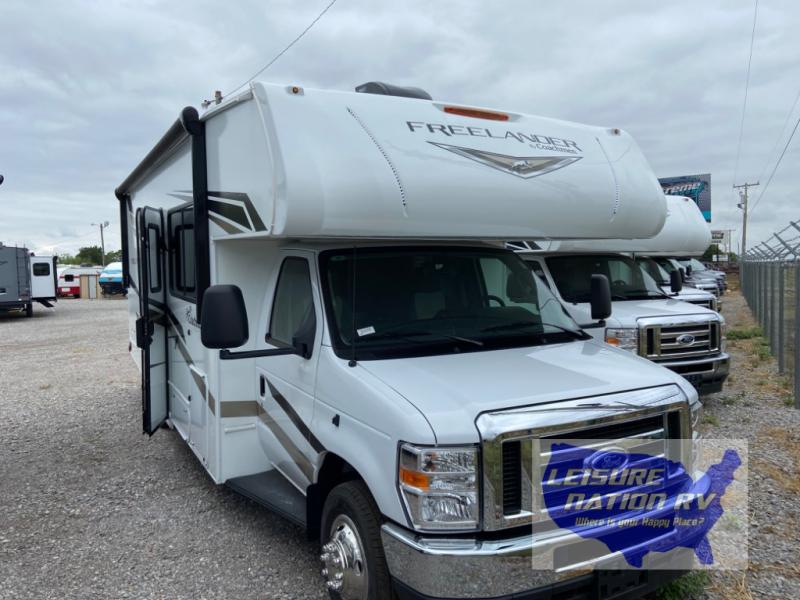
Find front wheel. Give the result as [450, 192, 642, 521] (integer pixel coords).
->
[320, 480, 395, 600]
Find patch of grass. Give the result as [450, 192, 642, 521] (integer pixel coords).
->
[784, 394, 796, 407]
[656, 571, 710, 600]
[753, 344, 771, 362]
[702, 413, 720, 426]
[726, 326, 763, 340]
[721, 395, 738, 406]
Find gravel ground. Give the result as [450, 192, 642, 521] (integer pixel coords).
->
[0, 299, 327, 600]
[700, 276, 800, 600]
[2, 284, 798, 599]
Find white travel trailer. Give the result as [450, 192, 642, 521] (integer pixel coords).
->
[116, 82, 705, 599]
[29, 255, 57, 307]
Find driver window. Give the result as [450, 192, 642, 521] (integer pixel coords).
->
[269, 258, 315, 346]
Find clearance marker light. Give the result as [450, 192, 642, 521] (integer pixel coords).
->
[443, 106, 510, 121]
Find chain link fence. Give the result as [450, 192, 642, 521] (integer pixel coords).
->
[741, 220, 800, 408]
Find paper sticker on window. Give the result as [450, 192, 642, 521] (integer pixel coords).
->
[357, 326, 376, 337]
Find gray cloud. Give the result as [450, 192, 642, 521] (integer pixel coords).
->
[1, 0, 797, 255]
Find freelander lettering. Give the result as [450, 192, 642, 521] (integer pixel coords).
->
[406, 121, 582, 153]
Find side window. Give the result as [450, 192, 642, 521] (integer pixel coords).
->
[478, 257, 538, 313]
[147, 224, 162, 293]
[269, 258, 315, 346]
[168, 206, 196, 301]
[33, 263, 50, 276]
[608, 259, 632, 284]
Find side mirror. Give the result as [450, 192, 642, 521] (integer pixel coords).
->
[679, 267, 686, 283]
[686, 265, 693, 276]
[590, 274, 612, 321]
[670, 270, 683, 294]
[201, 285, 249, 349]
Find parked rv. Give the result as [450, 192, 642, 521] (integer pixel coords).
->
[99, 261, 125, 296]
[29, 255, 57, 307]
[0, 244, 33, 316]
[57, 265, 101, 298]
[652, 257, 721, 298]
[510, 196, 729, 395]
[634, 256, 718, 311]
[0, 246, 58, 316]
[676, 257, 727, 293]
[116, 82, 706, 599]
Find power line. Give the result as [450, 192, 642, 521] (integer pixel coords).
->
[749, 111, 800, 215]
[754, 84, 800, 186]
[732, 0, 760, 186]
[220, 0, 340, 100]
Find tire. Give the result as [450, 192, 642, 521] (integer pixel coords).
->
[320, 480, 395, 600]
[25, 303, 33, 318]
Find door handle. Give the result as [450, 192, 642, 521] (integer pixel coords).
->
[259, 375, 266, 397]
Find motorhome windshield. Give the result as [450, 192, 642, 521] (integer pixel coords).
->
[677, 257, 708, 272]
[545, 254, 666, 303]
[635, 256, 670, 285]
[319, 247, 585, 360]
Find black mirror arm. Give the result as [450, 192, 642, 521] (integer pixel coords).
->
[220, 346, 298, 360]
[580, 319, 606, 329]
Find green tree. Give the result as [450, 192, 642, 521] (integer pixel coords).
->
[702, 244, 719, 261]
[104, 249, 123, 264]
[75, 245, 103, 265]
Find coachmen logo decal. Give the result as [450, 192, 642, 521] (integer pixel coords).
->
[428, 142, 582, 179]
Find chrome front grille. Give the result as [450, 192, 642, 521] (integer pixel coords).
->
[477, 386, 690, 532]
[639, 317, 721, 361]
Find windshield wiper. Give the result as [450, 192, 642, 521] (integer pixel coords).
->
[481, 321, 585, 339]
[363, 330, 484, 347]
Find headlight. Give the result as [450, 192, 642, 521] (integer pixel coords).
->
[399, 444, 479, 531]
[711, 298, 718, 312]
[605, 328, 639, 352]
[690, 401, 703, 431]
[720, 321, 726, 352]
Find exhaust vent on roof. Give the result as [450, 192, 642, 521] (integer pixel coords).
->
[355, 81, 432, 100]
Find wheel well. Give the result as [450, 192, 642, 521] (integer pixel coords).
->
[306, 453, 360, 540]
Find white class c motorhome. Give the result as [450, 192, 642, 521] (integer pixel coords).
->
[116, 81, 705, 599]
[512, 196, 729, 396]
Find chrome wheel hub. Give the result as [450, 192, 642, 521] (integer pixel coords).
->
[320, 514, 368, 599]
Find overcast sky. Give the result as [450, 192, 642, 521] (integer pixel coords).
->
[2, 0, 797, 257]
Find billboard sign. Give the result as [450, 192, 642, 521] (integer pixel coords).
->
[659, 173, 711, 223]
[711, 230, 726, 243]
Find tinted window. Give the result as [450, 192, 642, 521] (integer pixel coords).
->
[147, 224, 162, 293]
[269, 258, 314, 346]
[320, 247, 583, 360]
[33, 263, 51, 276]
[546, 255, 663, 303]
[168, 206, 196, 301]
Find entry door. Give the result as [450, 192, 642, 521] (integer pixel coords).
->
[257, 251, 323, 489]
[136, 207, 168, 435]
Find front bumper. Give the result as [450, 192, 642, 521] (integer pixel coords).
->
[382, 471, 710, 599]
[658, 353, 730, 395]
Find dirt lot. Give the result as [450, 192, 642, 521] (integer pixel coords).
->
[0, 299, 326, 599]
[1, 285, 799, 599]
[699, 276, 800, 600]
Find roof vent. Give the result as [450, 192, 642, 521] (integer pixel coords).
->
[355, 81, 432, 100]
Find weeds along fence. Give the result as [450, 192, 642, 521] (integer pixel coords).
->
[741, 220, 800, 408]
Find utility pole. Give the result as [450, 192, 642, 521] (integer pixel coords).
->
[734, 181, 759, 255]
[92, 221, 109, 266]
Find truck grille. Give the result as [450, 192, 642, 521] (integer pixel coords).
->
[501, 414, 682, 518]
[478, 386, 690, 532]
[641, 321, 720, 361]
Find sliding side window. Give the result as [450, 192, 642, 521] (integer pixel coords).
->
[168, 205, 196, 302]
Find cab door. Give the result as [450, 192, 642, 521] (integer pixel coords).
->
[136, 206, 168, 435]
[256, 251, 323, 489]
